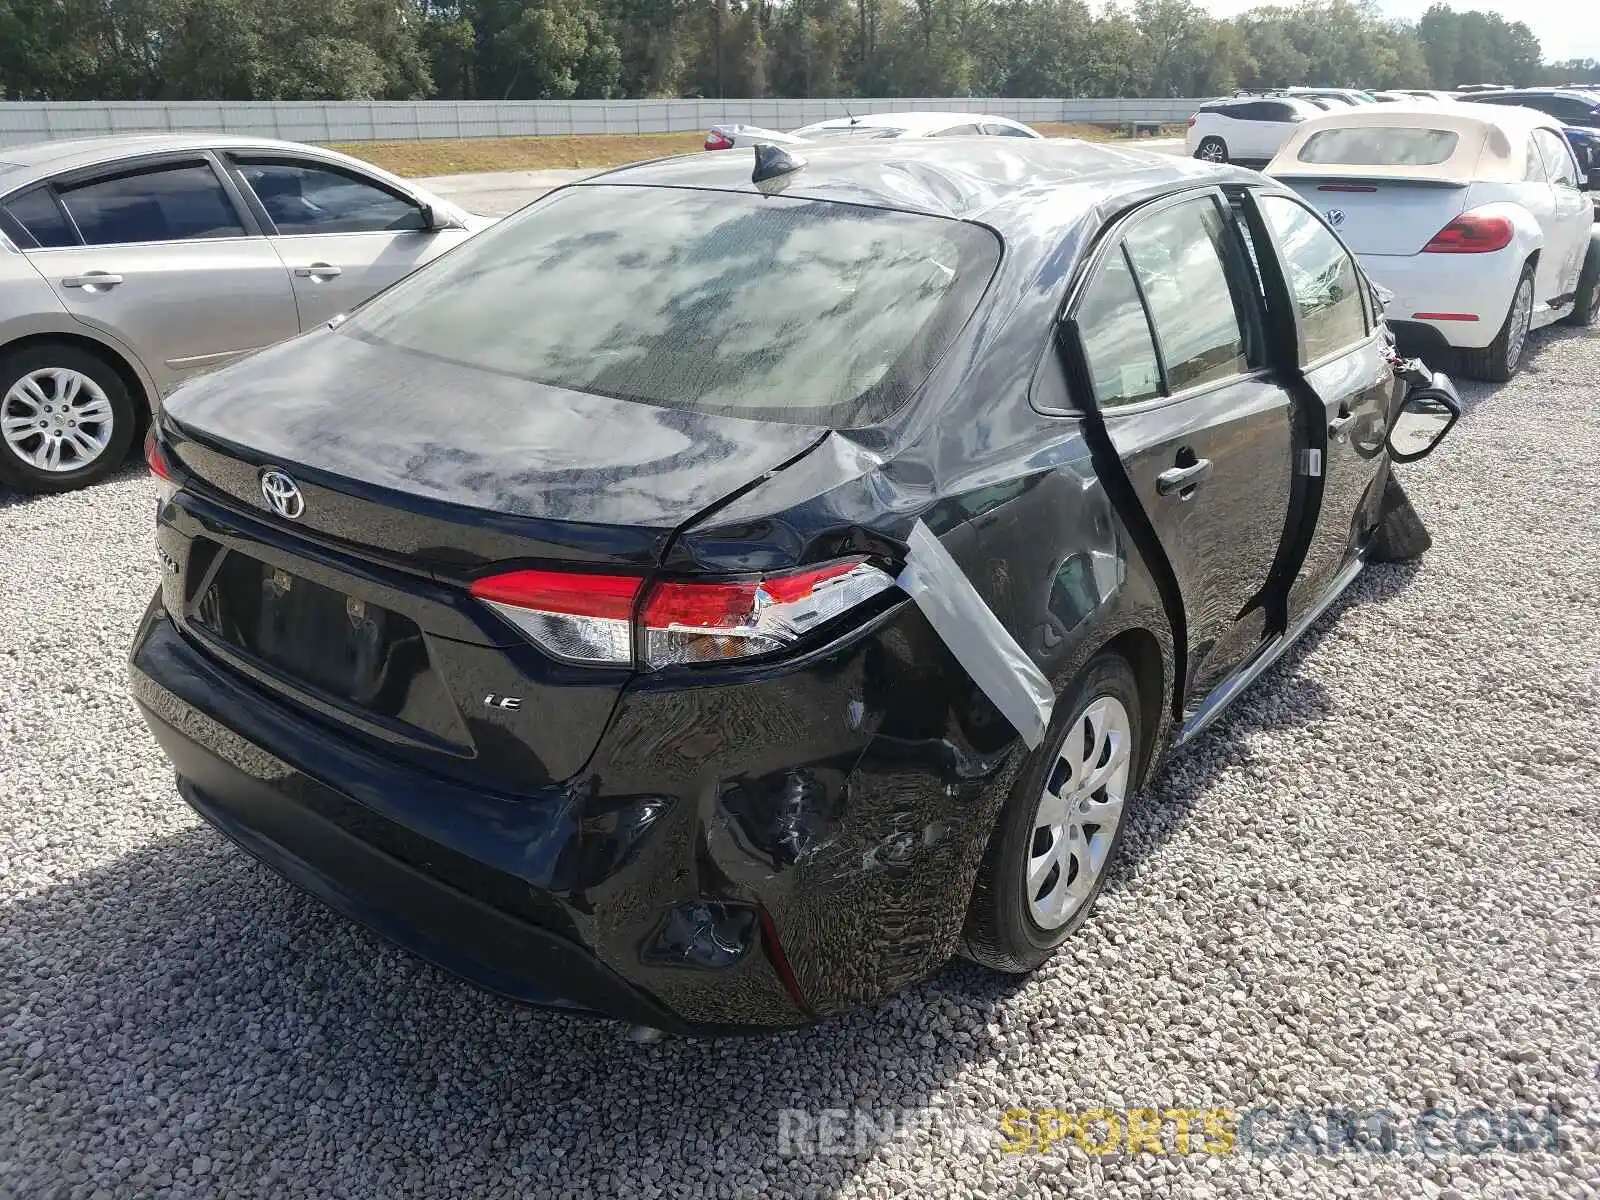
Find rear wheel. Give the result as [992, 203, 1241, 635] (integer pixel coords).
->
[962, 653, 1143, 973]
[0, 342, 136, 493]
[1456, 263, 1534, 383]
[1564, 240, 1600, 328]
[1194, 136, 1228, 164]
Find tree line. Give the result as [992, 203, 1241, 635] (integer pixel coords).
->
[1, 0, 1597, 104]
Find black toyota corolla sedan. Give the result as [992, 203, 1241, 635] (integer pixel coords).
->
[130, 139, 1458, 1033]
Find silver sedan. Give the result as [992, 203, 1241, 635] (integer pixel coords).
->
[0, 134, 490, 492]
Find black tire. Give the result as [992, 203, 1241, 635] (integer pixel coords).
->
[961, 652, 1144, 974]
[1456, 262, 1535, 383]
[1564, 237, 1600, 328]
[1194, 136, 1229, 164]
[0, 342, 137, 494]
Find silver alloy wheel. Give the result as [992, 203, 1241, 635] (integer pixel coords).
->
[1198, 140, 1226, 163]
[1025, 694, 1133, 930]
[1506, 275, 1533, 370]
[0, 368, 114, 473]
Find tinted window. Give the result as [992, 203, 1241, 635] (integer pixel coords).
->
[932, 124, 983, 137]
[1261, 102, 1302, 122]
[1552, 97, 1595, 122]
[1124, 199, 1250, 392]
[1076, 247, 1162, 408]
[1258, 195, 1368, 362]
[3, 187, 77, 248]
[58, 164, 244, 246]
[1298, 127, 1459, 165]
[982, 123, 1035, 138]
[1534, 129, 1580, 186]
[342, 185, 999, 428]
[237, 161, 423, 233]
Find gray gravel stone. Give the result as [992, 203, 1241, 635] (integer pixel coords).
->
[3, 324, 1598, 1199]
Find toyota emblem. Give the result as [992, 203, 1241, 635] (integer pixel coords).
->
[259, 468, 305, 520]
[1325, 208, 1347, 229]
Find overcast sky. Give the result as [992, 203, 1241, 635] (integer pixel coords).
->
[1195, 1, 1600, 63]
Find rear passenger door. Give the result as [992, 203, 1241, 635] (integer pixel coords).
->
[1247, 191, 1396, 624]
[2, 155, 299, 392]
[224, 155, 471, 330]
[1068, 189, 1295, 703]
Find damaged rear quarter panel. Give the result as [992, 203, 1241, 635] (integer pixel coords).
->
[626, 322, 1176, 1016]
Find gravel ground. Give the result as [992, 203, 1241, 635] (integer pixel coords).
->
[3, 323, 1599, 1200]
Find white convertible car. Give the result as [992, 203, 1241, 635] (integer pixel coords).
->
[704, 111, 1043, 151]
[1266, 104, 1600, 380]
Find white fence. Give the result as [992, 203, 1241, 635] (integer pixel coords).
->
[0, 97, 1202, 146]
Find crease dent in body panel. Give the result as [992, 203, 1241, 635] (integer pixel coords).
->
[895, 519, 1054, 749]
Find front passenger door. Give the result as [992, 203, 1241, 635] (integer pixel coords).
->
[1249, 192, 1396, 625]
[227, 156, 470, 329]
[1070, 190, 1295, 705]
[1531, 129, 1592, 301]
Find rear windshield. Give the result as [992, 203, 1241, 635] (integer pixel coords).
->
[342, 184, 998, 427]
[1298, 127, 1460, 165]
[800, 126, 905, 140]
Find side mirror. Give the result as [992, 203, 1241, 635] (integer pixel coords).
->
[419, 203, 464, 233]
[1387, 376, 1460, 463]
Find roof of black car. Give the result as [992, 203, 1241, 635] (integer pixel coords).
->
[581, 139, 1263, 234]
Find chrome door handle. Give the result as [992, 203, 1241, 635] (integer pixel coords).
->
[294, 263, 343, 280]
[1328, 412, 1355, 441]
[1156, 458, 1213, 496]
[61, 272, 123, 289]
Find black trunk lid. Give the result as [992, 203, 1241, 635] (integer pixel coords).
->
[163, 330, 828, 576]
[158, 331, 830, 786]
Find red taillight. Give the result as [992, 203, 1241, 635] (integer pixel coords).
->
[704, 128, 735, 151]
[640, 560, 890, 667]
[1422, 211, 1514, 253]
[468, 558, 895, 669]
[468, 569, 639, 619]
[144, 428, 179, 502]
[469, 569, 641, 665]
[1186, 115, 1197, 127]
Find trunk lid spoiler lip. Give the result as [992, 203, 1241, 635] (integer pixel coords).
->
[1271, 172, 1471, 189]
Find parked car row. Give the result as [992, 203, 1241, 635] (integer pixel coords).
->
[0, 135, 488, 493]
[129, 136, 1465, 1032]
[1264, 104, 1600, 380]
[1187, 86, 1600, 171]
[1184, 89, 1600, 380]
[703, 110, 1044, 150]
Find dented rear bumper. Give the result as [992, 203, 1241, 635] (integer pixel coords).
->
[129, 588, 1025, 1032]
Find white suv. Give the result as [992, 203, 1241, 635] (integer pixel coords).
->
[1187, 96, 1326, 165]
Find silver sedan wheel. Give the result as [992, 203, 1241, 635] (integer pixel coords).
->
[1, 368, 115, 473]
[1197, 139, 1226, 163]
[1025, 694, 1133, 930]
